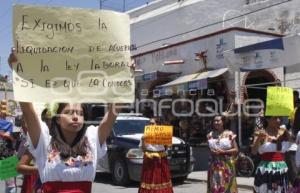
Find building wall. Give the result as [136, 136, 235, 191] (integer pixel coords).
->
[133, 28, 283, 100]
[129, 0, 300, 89]
[134, 29, 279, 76]
[129, 0, 300, 53]
[286, 65, 300, 91]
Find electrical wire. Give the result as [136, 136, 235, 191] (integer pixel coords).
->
[125, 0, 151, 10]
[136, 0, 292, 49]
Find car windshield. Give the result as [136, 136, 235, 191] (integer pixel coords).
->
[113, 119, 149, 136]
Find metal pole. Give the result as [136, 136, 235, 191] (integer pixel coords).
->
[283, 66, 286, 87]
[100, 0, 102, 9]
[237, 70, 242, 147]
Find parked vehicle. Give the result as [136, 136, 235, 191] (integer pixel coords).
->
[88, 109, 195, 186]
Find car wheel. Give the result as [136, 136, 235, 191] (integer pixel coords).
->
[173, 175, 187, 184]
[112, 159, 130, 186]
[236, 154, 255, 177]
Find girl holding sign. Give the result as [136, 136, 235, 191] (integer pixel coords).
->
[9, 50, 120, 193]
[139, 118, 173, 193]
[20, 102, 119, 193]
[207, 115, 238, 193]
[252, 116, 292, 193]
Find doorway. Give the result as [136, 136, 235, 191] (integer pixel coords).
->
[244, 70, 278, 104]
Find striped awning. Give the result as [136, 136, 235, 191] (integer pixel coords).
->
[156, 68, 228, 91]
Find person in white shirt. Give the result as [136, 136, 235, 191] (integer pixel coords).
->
[20, 103, 119, 193]
[8, 48, 121, 193]
[252, 116, 292, 193]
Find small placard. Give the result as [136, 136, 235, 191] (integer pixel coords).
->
[144, 125, 173, 146]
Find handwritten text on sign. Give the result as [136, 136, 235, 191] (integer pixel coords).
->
[265, 87, 294, 116]
[13, 5, 134, 103]
[144, 125, 173, 146]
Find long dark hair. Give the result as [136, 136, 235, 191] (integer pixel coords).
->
[212, 115, 227, 131]
[49, 103, 90, 160]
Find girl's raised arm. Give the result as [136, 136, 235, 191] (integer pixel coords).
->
[19, 103, 41, 148]
[8, 51, 41, 148]
[98, 104, 120, 145]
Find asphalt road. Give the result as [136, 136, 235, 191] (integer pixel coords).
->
[0, 172, 252, 193]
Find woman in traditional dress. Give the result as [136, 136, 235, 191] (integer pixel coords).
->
[207, 115, 238, 193]
[9, 50, 121, 193]
[17, 150, 42, 193]
[16, 117, 42, 193]
[252, 116, 291, 193]
[138, 118, 173, 193]
[290, 108, 300, 192]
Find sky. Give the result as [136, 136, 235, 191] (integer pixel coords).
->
[0, 0, 151, 78]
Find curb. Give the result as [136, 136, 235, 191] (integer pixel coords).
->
[186, 177, 253, 191]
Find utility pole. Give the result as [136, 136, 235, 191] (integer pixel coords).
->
[100, 0, 102, 9]
[123, 0, 126, 12]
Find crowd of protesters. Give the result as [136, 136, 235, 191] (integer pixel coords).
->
[0, 110, 18, 193]
[2, 53, 300, 193]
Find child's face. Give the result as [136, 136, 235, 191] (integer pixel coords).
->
[57, 104, 84, 134]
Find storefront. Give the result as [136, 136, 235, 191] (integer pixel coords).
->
[132, 28, 284, 170]
[224, 33, 300, 147]
[134, 70, 179, 117]
[152, 68, 229, 144]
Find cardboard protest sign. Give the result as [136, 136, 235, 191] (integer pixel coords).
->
[265, 86, 294, 116]
[13, 5, 134, 103]
[144, 125, 173, 146]
[0, 156, 19, 180]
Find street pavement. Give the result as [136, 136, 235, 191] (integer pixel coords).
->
[188, 171, 254, 190]
[0, 171, 253, 193]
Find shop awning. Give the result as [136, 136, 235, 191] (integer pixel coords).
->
[156, 68, 228, 92]
[135, 71, 179, 82]
[224, 34, 300, 71]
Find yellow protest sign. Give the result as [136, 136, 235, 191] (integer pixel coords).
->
[144, 125, 173, 146]
[265, 86, 294, 116]
[13, 5, 134, 103]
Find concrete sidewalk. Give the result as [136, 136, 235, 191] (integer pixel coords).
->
[187, 171, 254, 190]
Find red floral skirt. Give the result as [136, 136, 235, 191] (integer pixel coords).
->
[42, 181, 92, 193]
[21, 174, 40, 193]
[138, 152, 173, 193]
